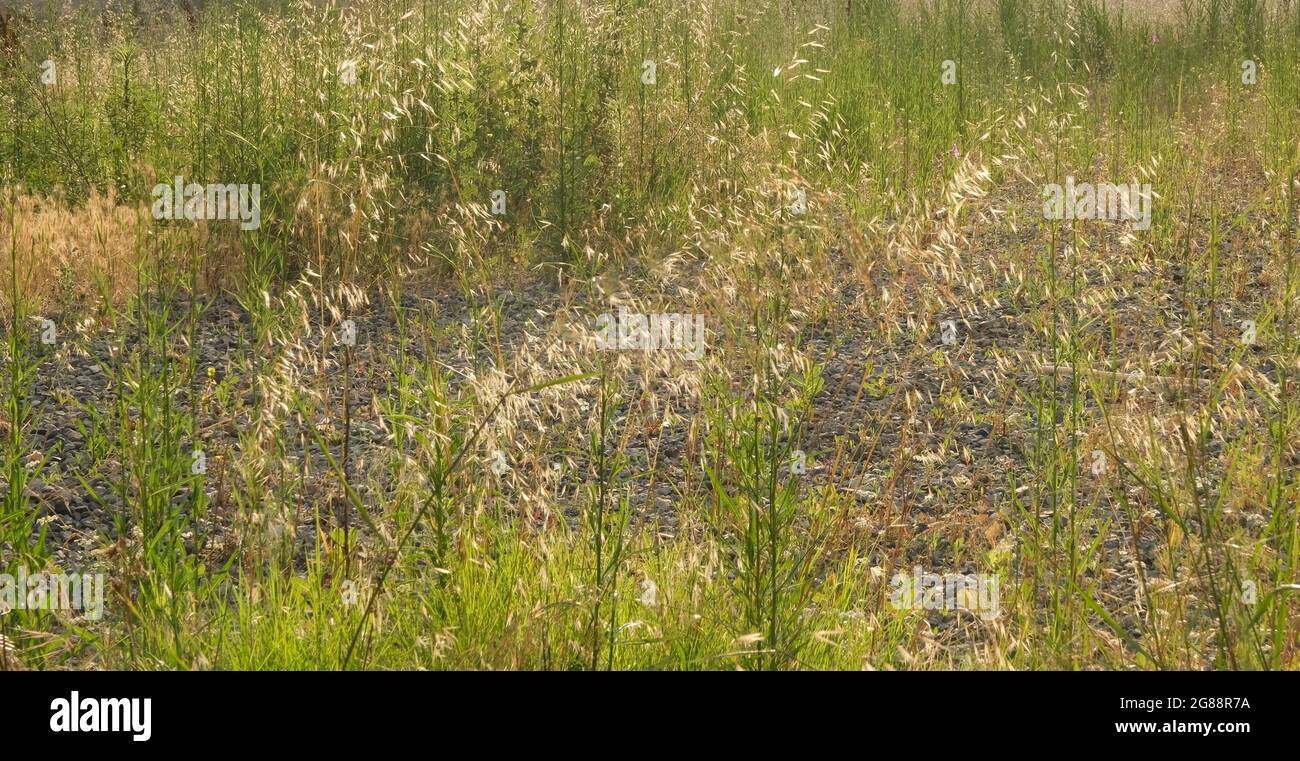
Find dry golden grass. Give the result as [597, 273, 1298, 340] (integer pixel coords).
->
[0, 189, 153, 316]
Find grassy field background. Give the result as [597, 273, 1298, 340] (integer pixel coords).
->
[1, 0, 1298, 669]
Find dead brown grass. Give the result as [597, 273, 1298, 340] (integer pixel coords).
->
[0, 187, 239, 317]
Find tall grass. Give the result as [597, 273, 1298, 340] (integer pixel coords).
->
[0, 0, 1297, 670]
